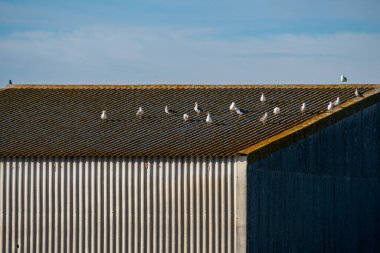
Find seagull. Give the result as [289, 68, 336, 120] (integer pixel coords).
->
[327, 102, 333, 111]
[136, 107, 144, 118]
[100, 110, 107, 120]
[259, 112, 268, 125]
[206, 112, 212, 124]
[340, 75, 347, 82]
[194, 102, 203, 114]
[9, 80, 12, 85]
[273, 107, 280, 116]
[300, 103, 306, 115]
[183, 113, 189, 121]
[165, 105, 176, 115]
[235, 107, 244, 116]
[260, 93, 266, 102]
[334, 97, 340, 106]
[229, 102, 236, 111]
[355, 88, 362, 97]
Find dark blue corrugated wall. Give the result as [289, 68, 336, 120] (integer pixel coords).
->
[247, 102, 380, 253]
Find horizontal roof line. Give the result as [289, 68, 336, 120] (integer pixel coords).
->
[5, 84, 380, 90]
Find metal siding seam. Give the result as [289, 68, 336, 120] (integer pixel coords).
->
[109, 159, 114, 253]
[159, 159, 164, 253]
[11, 159, 16, 252]
[227, 157, 232, 253]
[189, 158, 194, 253]
[146, 158, 151, 253]
[19, 159, 25, 252]
[121, 160, 127, 253]
[115, 159, 120, 253]
[54, 159, 58, 253]
[41, 159, 47, 253]
[4, 159, 10, 252]
[183, 158, 188, 253]
[134, 158, 139, 252]
[171, 158, 176, 253]
[195, 157, 201, 253]
[221, 158, 226, 253]
[91, 158, 96, 253]
[215, 159, 220, 253]
[165, 158, 170, 253]
[47, 159, 54, 252]
[208, 158, 213, 253]
[127, 159, 133, 253]
[177, 158, 182, 253]
[31, 160, 36, 253]
[84, 159, 89, 253]
[78, 158, 83, 252]
[141, 158, 145, 253]
[72, 159, 77, 253]
[66, 159, 71, 253]
[152, 158, 158, 253]
[60, 159, 65, 253]
[202, 157, 207, 253]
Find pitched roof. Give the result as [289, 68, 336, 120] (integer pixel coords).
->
[0, 84, 378, 157]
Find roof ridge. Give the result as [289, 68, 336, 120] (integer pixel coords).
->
[240, 87, 380, 155]
[6, 84, 380, 89]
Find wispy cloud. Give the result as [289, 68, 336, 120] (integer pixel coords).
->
[1, 26, 379, 85]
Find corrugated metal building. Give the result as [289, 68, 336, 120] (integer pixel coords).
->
[0, 84, 379, 253]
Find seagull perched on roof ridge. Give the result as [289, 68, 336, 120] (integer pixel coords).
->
[206, 112, 212, 124]
[300, 103, 306, 115]
[194, 102, 203, 114]
[165, 105, 176, 115]
[327, 102, 333, 111]
[101, 110, 107, 120]
[229, 102, 236, 111]
[235, 107, 244, 116]
[260, 93, 266, 102]
[355, 88, 362, 97]
[259, 112, 268, 125]
[136, 107, 144, 118]
[273, 107, 280, 116]
[340, 75, 347, 82]
[9, 80, 12, 85]
[183, 113, 189, 122]
[333, 97, 340, 106]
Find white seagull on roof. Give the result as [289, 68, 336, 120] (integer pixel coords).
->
[327, 102, 333, 111]
[206, 112, 212, 124]
[165, 105, 176, 115]
[340, 75, 347, 82]
[101, 110, 107, 120]
[235, 107, 244, 116]
[273, 107, 280, 115]
[183, 113, 189, 121]
[355, 88, 362, 97]
[300, 103, 306, 115]
[136, 107, 144, 118]
[259, 112, 268, 125]
[194, 102, 203, 114]
[334, 97, 340, 106]
[260, 93, 266, 102]
[229, 102, 236, 111]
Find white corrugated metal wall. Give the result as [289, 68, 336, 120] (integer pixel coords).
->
[0, 156, 237, 253]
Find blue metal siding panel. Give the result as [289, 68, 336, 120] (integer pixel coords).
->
[247, 102, 380, 253]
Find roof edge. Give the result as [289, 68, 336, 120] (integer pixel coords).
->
[240, 87, 380, 157]
[6, 84, 380, 90]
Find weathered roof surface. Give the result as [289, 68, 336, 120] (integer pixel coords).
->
[0, 84, 378, 157]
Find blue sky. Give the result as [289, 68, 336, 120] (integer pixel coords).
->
[1, 0, 380, 86]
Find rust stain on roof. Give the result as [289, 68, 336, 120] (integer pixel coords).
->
[0, 84, 379, 157]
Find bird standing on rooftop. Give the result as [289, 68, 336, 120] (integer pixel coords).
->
[101, 110, 107, 120]
[229, 102, 236, 111]
[355, 89, 362, 97]
[206, 112, 212, 124]
[260, 93, 266, 102]
[334, 97, 340, 106]
[300, 103, 306, 115]
[340, 75, 347, 82]
[9, 80, 12, 85]
[235, 107, 244, 117]
[273, 107, 280, 116]
[194, 102, 203, 114]
[136, 107, 144, 118]
[165, 105, 176, 115]
[259, 112, 268, 125]
[327, 102, 333, 111]
[183, 113, 189, 121]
